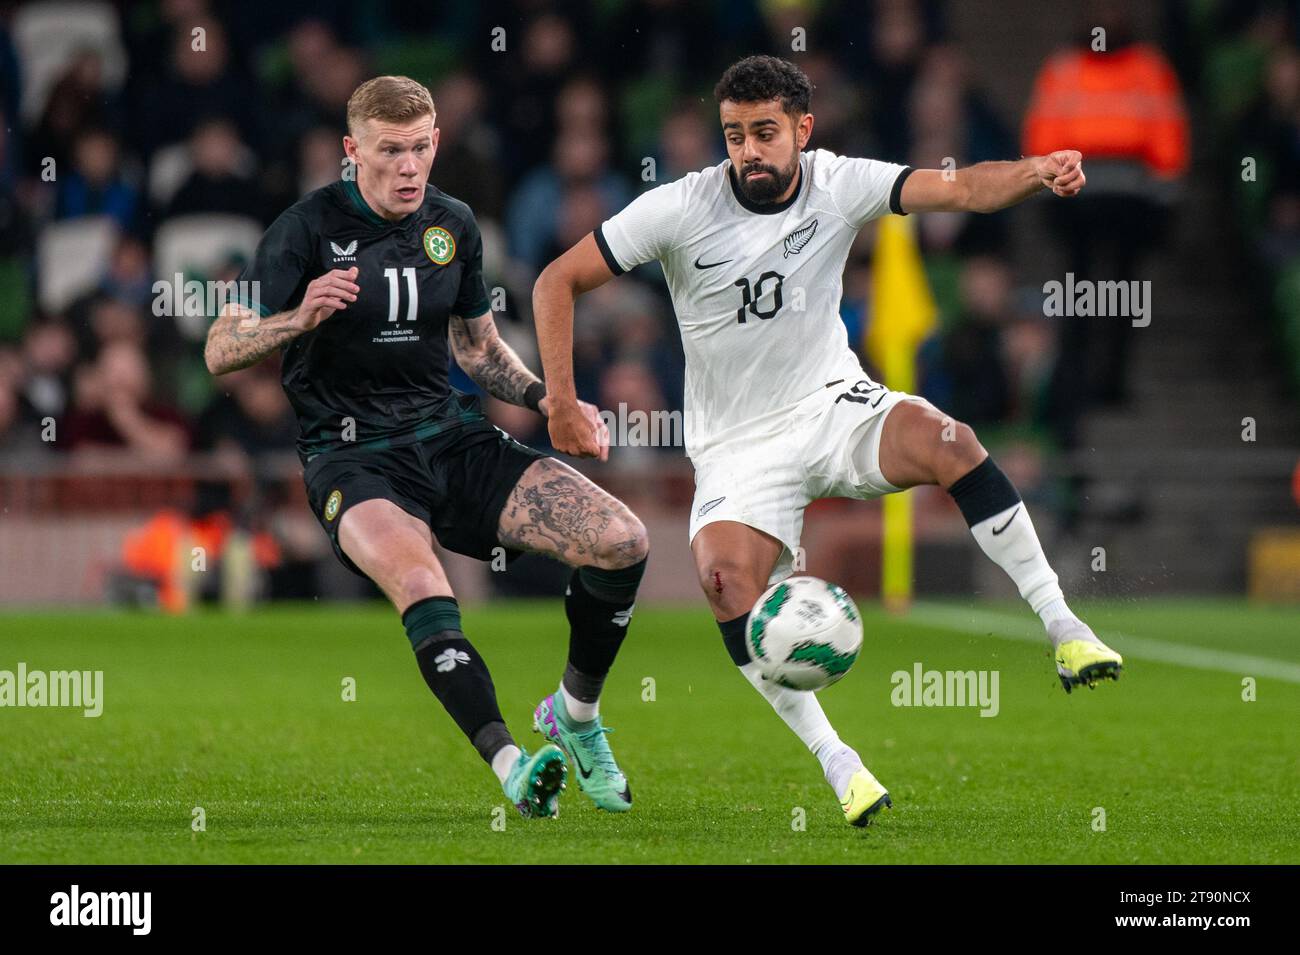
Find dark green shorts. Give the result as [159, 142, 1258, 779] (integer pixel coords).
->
[303, 416, 548, 578]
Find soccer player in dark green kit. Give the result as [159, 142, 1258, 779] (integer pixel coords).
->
[205, 76, 645, 818]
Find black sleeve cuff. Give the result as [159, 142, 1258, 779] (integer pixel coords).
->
[889, 166, 915, 216]
[455, 298, 492, 318]
[593, 225, 626, 276]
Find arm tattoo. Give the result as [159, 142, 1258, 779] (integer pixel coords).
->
[449, 313, 540, 406]
[205, 307, 302, 374]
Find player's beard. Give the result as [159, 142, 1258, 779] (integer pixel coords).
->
[736, 150, 799, 204]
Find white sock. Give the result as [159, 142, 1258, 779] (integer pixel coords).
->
[821, 743, 865, 796]
[491, 744, 521, 784]
[1040, 597, 1101, 649]
[559, 684, 598, 723]
[1038, 596, 1078, 627]
[967, 502, 1072, 622]
[739, 662, 843, 771]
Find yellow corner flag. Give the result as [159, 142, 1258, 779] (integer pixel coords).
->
[865, 215, 937, 612]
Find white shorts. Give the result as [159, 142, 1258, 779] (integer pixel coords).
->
[688, 378, 927, 585]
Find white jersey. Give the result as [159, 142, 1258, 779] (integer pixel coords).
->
[596, 148, 912, 459]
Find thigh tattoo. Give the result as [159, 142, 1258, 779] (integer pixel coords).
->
[498, 460, 627, 563]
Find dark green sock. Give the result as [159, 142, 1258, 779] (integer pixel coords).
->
[403, 596, 514, 764]
[403, 595, 465, 651]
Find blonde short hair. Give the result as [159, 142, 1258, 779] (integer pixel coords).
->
[346, 75, 435, 137]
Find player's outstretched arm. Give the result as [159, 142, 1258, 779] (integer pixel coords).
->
[448, 310, 541, 407]
[204, 267, 359, 375]
[898, 150, 1086, 215]
[532, 232, 617, 459]
[204, 306, 308, 375]
[450, 306, 611, 462]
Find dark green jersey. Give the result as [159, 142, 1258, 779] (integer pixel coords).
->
[235, 178, 491, 461]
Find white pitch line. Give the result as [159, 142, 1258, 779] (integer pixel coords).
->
[902, 602, 1300, 685]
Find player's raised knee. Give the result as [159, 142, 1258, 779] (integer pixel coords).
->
[696, 558, 757, 618]
[394, 564, 451, 609]
[592, 509, 649, 569]
[936, 416, 987, 483]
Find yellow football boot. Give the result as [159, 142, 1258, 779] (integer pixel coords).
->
[1053, 623, 1124, 693]
[838, 767, 892, 828]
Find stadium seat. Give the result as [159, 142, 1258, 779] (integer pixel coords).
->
[148, 140, 260, 209]
[152, 214, 264, 339]
[12, 1, 128, 123]
[1203, 38, 1268, 126]
[35, 214, 117, 314]
[146, 143, 195, 209]
[1275, 261, 1300, 389]
[0, 258, 33, 341]
[372, 37, 458, 88]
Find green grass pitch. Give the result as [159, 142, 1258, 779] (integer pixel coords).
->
[1, 598, 1296, 864]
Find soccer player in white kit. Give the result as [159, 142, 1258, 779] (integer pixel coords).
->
[533, 56, 1123, 827]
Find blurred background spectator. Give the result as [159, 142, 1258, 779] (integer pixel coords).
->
[54, 127, 139, 229]
[1023, 0, 1190, 443]
[61, 340, 190, 461]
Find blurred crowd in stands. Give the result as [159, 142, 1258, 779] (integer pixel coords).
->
[3, 0, 1293, 478]
[1203, 0, 1300, 387]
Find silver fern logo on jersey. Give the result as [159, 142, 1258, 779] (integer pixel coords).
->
[330, 239, 358, 263]
[783, 218, 818, 257]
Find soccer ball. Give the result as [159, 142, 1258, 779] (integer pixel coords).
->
[746, 576, 863, 691]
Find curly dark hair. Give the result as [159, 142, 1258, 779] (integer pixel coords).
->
[713, 55, 813, 115]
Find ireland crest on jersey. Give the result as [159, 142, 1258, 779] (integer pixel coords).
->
[423, 227, 456, 265]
